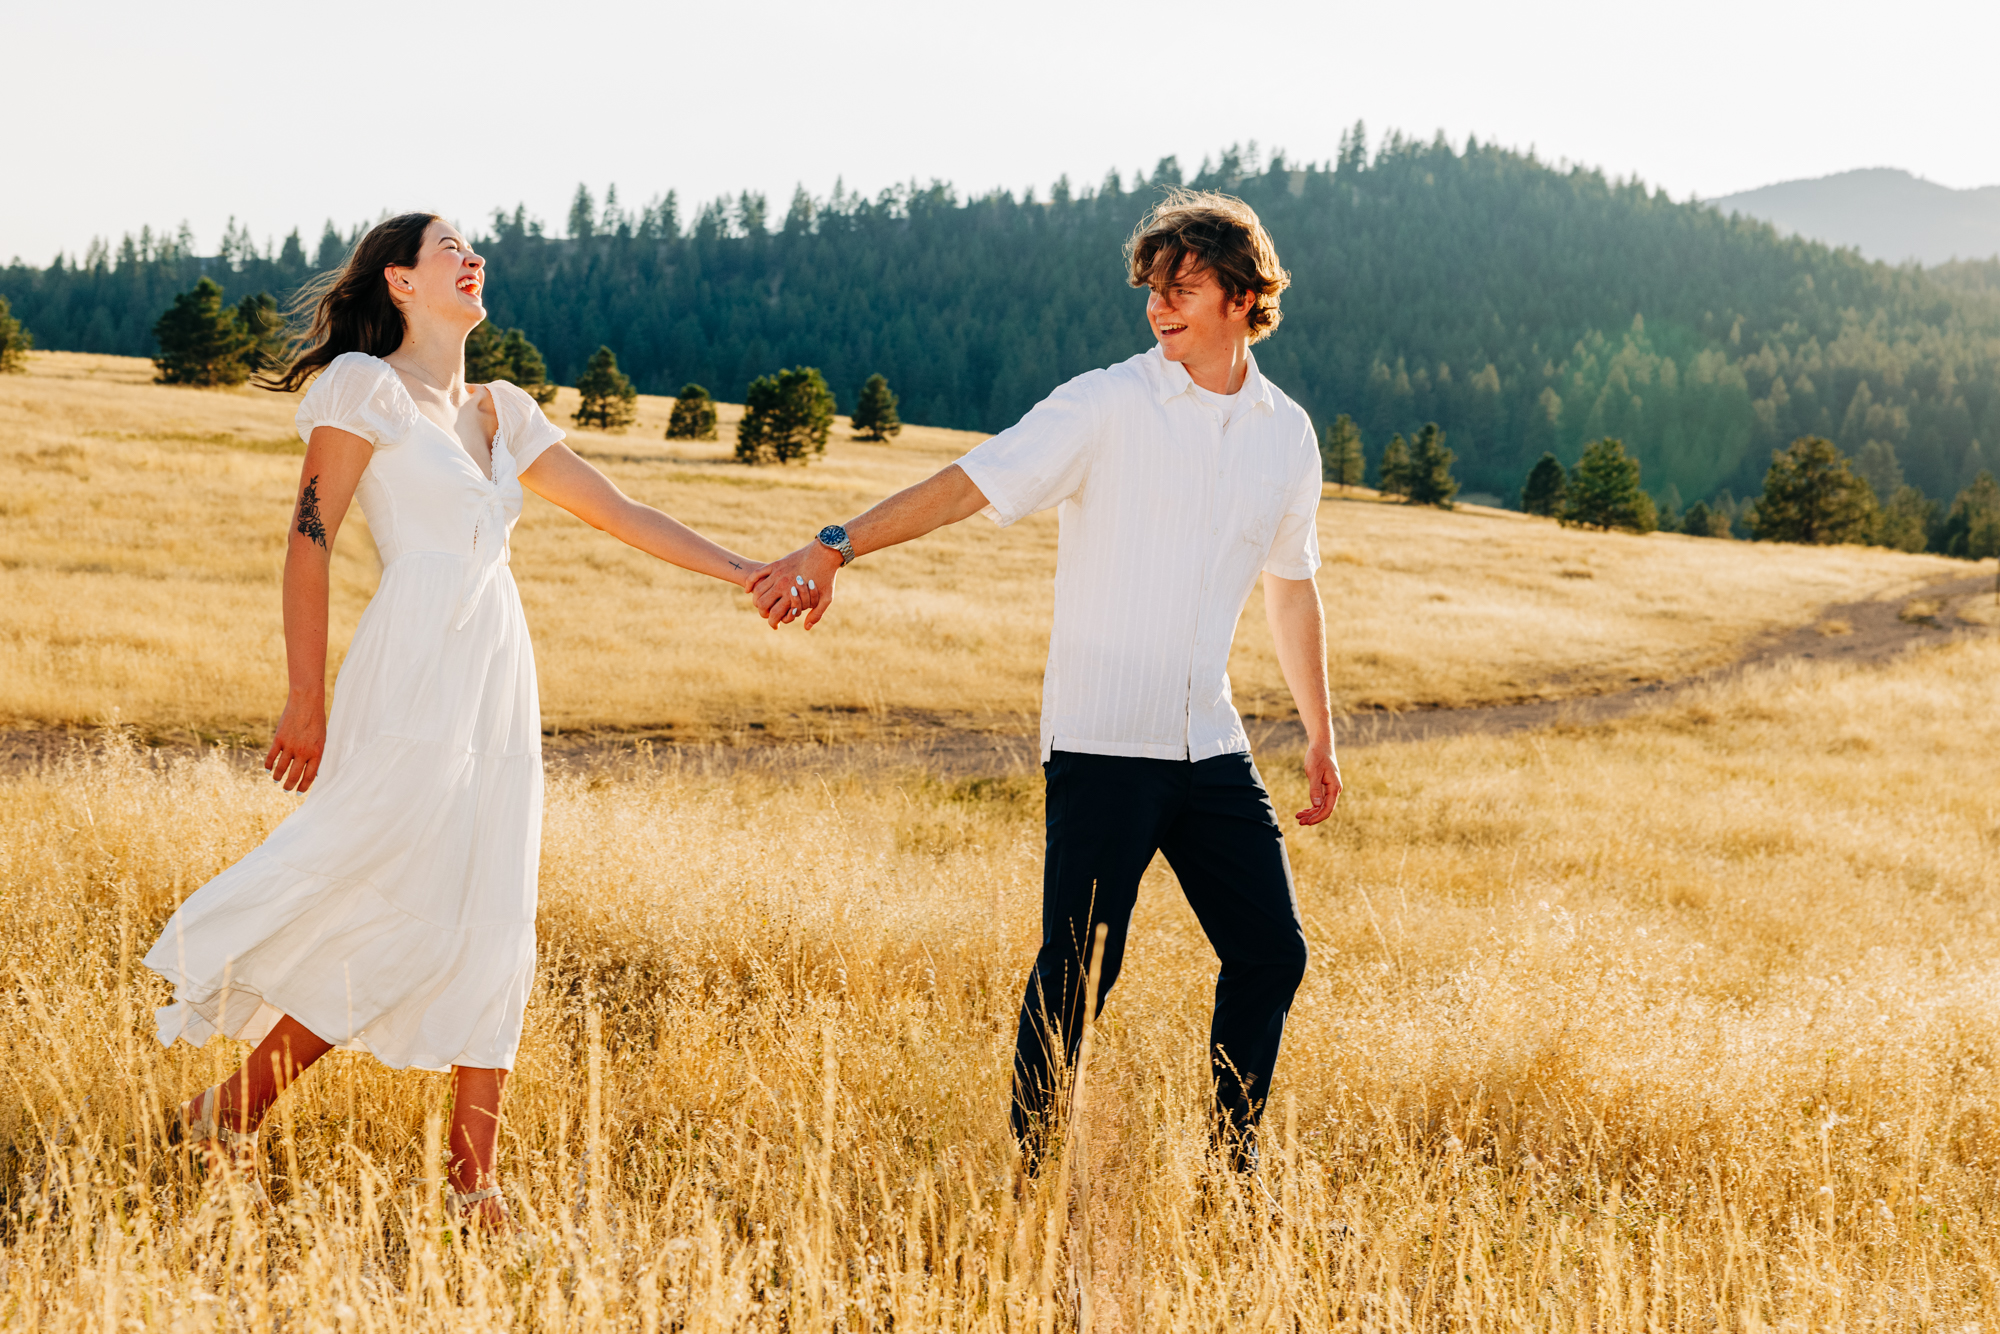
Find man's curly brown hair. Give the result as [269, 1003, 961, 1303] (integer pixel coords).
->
[1125, 189, 1290, 343]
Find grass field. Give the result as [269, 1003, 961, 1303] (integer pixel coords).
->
[6, 349, 2000, 1330]
[8, 635, 2000, 1329]
[0, 352, 1968, 744]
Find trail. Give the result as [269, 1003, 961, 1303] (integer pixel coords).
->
[3, 573, 1993, 781]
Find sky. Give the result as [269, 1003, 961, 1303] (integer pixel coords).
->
[7, 0, 1998, 264]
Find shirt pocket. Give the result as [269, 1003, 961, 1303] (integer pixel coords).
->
[1232, 462, 1296, 551]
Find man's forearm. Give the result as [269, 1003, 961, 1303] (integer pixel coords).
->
[845, 464, 989, 558]
[1265, 574, 1334, 747]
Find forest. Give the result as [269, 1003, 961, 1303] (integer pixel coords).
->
[7, 128, 1999, 506]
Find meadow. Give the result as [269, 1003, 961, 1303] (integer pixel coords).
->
[4, 352, 2000, 1330]
[0, 353, 1965, 745]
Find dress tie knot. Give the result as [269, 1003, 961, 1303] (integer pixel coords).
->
[453, 486, 513, 631]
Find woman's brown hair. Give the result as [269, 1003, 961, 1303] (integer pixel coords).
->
[258, 211, 440, 392]
[1125, 189, 1290, 343]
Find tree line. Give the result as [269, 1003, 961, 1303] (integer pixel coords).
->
[1326, 410, 1999, 557]
[121, 267, 903, 469]
[7, 131, 2000, 511]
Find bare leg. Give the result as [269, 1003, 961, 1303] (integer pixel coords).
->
[194, 1014, 335, 1135]
[449, 1066, 509, 1230]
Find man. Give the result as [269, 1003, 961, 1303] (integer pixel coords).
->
[751, 190, 1339, 1174]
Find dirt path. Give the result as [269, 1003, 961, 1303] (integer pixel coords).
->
[5, 573, 1993, 781]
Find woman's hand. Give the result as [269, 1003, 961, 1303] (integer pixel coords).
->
[732, 560, 767, 592]
[266, 688, 327, 792]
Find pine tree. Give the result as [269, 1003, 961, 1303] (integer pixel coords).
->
[1321, 413, 1365, 488]
[235, 292, 288, 374]
[1377, 433, 1411, 498]
[1679, 499, 1716, 537]
[500, 329, 557, 405]
[465, 322, 557, 405]
[1655, 483, 1683, 532]
[1562, 438, 1657, 532]
[314, 222, 347, 269]
[573, 345, 638, 431]
[1404, 422, 1458, 508]
[736, 367, 836, 465]
[0, 296, 32, 374]
[464, 320, 510, 382]
[1853, 439, 1903, 504]
[152, 277, 256, 387]
[851, 373, 901, 441]
[568, 184, 596, 240]
[1750, 436, 1877, 544]
[666, 384, 719, 440]
[1520, 452, 1566, 515]
[1938, 472, 2000, 559]
[1876, 485, 1937, 553]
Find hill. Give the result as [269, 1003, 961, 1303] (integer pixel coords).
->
[0, 352, 1964, 745]
[1711, 167, 2000, 266]
[8, 132, 2000, 507]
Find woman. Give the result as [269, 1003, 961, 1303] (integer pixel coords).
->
[143, 212, 763, 1229]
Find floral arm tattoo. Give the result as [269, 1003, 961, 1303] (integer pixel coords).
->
[295, 475, 328, 548]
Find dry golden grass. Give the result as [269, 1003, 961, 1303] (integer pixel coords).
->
[7, 631, 2000, 1329]
[0, 351, 1969, 744]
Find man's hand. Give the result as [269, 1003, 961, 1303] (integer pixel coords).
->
[749, 540, 844, 629]
[1297, 736, 1342, 825]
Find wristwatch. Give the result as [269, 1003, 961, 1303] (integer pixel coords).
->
[816, 523, 855, 565]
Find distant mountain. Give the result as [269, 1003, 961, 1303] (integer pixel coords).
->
[1711, 168, 2000, 266]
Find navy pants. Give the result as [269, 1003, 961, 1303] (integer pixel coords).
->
[1012, 750, 1309, 1170]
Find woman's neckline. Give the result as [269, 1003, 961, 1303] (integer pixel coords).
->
[369, 354, 502, 483]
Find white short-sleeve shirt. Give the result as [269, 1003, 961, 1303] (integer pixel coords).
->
[956, 345, 1322, 763]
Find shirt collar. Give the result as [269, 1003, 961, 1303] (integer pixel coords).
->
[1147, 344, 1275, 415]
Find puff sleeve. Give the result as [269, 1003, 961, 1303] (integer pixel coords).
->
[294, 353, 413, 448]
[489, 381, 568, 474]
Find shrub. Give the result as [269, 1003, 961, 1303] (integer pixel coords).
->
[737, 366, 835, 465]
[666, 384, 719, 441]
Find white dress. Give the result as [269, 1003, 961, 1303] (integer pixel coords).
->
[144, 352, 565, 1071]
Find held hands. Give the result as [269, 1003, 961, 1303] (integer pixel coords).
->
[1296, 737, 1342, 826]
[748, 541, 843, 630]
[266, 690, 328, 793]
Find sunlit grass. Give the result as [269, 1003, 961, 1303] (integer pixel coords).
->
[6, 636, 2000, 1328]
[0, 351, 1967, 745]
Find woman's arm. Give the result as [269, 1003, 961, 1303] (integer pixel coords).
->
[520, 443, 763, 587]
[267, 426, 374, 793]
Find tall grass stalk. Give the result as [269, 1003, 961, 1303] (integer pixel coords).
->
[3, 639, 2000, 1327]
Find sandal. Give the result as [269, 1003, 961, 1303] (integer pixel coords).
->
[447, 1183, 513, 1232]
[172, 1084, 263, 1189]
